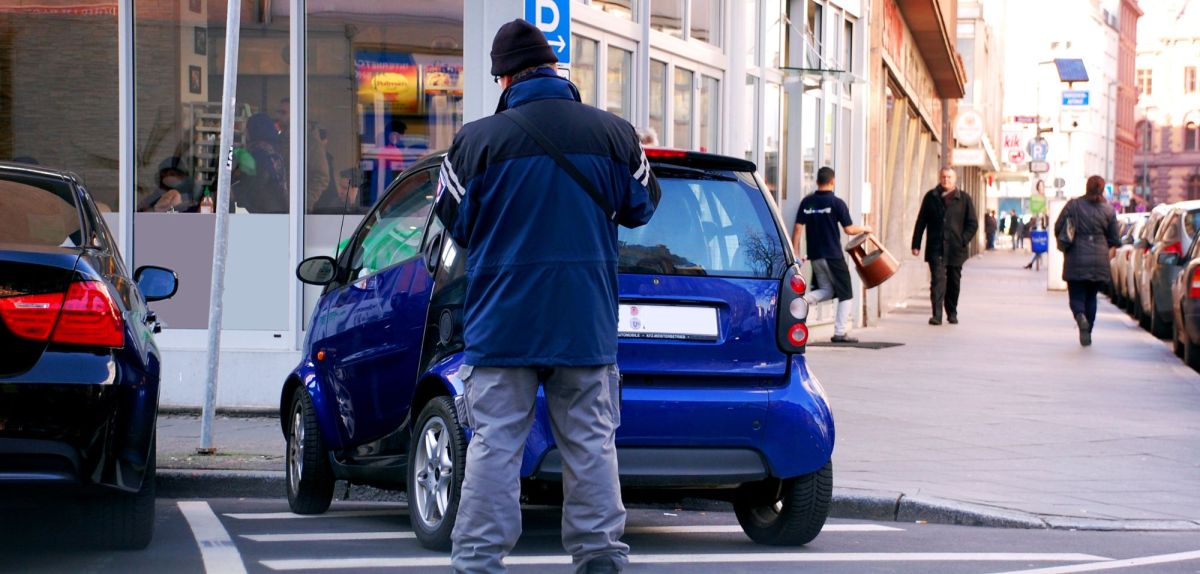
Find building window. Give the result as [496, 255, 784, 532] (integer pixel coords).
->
[649, 60, 667, 144]
[743, 76, 759, 161]
[1187, 122, 1199, 152]
[650, 0, 684, 38]
[606, 47, 633, 121]
[573, 36, 599, 106]
[1190, 176, 1200, 201]
[745, 0, 758, 63]
[699, 75, 720, 153]
[1137, 121, 1151, 152]
[1186, 66, 1198, 94]
[765, 0, 783, 68]
[805, 0, 824, 68]
[591, 0, 636, 20]
[691, 0, 721, 47]
[1136, 68, 1152, 96]
[673, 67, 694, 149]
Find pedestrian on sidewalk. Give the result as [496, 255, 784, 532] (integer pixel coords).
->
[792, 166, 873, 343]
[1008, 210, 1021, 250]
[1024, 217, 1048, 270]
[434, 19, 661, 574]
[1055, 175, 1120, 347]
[911, 167, 978, 325]
[984, 209, 998, 250]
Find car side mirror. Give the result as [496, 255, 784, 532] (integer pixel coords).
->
[423, 232, 444, 275]
[134, 266, 178, 302]
[297, 256, 337, 285]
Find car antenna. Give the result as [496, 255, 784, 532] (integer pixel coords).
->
[333, 168, 360, 260]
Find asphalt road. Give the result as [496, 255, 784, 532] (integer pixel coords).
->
[3, 498, 1200, 574]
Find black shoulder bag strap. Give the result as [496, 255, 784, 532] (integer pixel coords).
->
[502, 107, 618, 221]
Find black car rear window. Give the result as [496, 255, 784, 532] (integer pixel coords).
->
[618, 171, 787, 279]
[0, 174, 81, 247]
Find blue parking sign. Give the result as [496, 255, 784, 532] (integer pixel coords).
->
[525, 0, 571, 64]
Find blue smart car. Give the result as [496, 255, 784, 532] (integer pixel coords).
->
[284, 149, 834, 550]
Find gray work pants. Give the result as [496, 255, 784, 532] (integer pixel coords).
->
[451, 364, 627, 574]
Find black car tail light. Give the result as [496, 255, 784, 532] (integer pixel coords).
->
[0, 281, 124, 348]
[777, 264, 809, 354]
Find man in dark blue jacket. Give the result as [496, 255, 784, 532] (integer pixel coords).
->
[435, 19, 660, 574]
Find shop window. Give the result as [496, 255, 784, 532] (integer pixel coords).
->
[1, 4, 118, 214]
[650, 0, 684, 38]
[745, 0, 758, 63]
[592, 0, 636, 20]
[690, 0, 721, 47]
[805, 0, 824, 68]
[674, 67, 695, 150]
[606, 46, 633, 121]
[649, 60, 668, 144]
[573, 36, 599, 107]
[699, 76, 720, 153]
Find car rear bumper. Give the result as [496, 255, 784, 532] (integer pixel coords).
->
[523, 356, 835, 484]
[0, 382, 156, 493]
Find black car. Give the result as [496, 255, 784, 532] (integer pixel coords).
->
[0, 162, 177, 549]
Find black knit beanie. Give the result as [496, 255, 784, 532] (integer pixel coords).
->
[490, 19, 558, 78]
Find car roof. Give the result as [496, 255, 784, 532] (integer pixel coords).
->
[1167, 200, 1200, 213]
[0, 161, 78, 184]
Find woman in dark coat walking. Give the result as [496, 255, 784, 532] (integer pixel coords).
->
[1055, 175, 1121, 346]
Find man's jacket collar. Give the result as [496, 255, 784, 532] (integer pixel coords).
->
[495, 68, 582, 114]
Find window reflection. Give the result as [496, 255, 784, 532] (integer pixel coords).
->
[674, 67, 694, 149]
[700, 76, 720, 153]
[650, 0, 683, 38]
[592, 0, 635, 20]
[606, 47, 633, 120]
[649, 60, 667, 142]
[573, 36, 599, 106]
[691, 0, 721, 47]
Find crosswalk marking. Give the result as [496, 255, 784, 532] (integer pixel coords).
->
[989, 549, 1200, 574]
[260, 553, 1112, 571]
[178, 501, 248, 574]
[240, 523, 902, 543]
[224, 510, 407, 520]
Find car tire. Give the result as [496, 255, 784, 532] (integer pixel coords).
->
[1185, 333, 1200, 371]
[90, 439, 156, 550]
[286, 390, 335, 515]
[1174, 320, 1186, 357]
[407, 396, 467, 551]
[1150, 303, 1170, 339]
[734, 462, 832, 546]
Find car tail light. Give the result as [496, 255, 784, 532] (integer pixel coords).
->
[644, 148, 688, 159]
[777, 264, 808, 354]
[0, 281, 124, 348]
[1164, 242, 1183, 256]
[1191, 268, 1200, 299]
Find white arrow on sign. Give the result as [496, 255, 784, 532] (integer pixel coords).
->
[546, 34, 566, 53]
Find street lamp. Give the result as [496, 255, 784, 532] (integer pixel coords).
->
[1140, 105, 1158, 208]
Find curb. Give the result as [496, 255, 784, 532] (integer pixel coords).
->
[156, 470, 1200, 532]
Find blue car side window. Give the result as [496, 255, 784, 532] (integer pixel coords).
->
[347, 169, 437, 282]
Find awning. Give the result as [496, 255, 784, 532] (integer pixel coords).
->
[896, 0, 966, 98]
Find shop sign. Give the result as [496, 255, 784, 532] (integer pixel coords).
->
[1062, 90, 1089, 107]
[1002, 130, 1022, 153]
[954, 110, 985, 147]
[526, 0, 572, 64]
[1008, 149, 1028, 165]
[356, 59, 420, 114]
[952, 148, 987, 166]
[424, 64, 464, 96]
[1012, 115, 1039, 124]
[1029, 161, 1050, 173]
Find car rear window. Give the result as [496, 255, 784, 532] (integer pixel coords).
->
[1185, 210, 1200, 240]
[618, 172, 787, 279]
[0, 174, 81, 247]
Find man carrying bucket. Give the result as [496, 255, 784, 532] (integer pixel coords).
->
[792, 167, 873, 344]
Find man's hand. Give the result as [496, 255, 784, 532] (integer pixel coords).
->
[911, 248, 920, 257]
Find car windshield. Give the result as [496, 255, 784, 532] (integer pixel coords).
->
[618, 172, 787, 279]
[0, 174, 81, 248]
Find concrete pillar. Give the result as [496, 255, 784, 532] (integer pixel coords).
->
[463, 0, 523, 123]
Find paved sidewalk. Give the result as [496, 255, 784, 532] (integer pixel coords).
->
[156, 249, 1200, 527]
[812, 249, 1200, 525]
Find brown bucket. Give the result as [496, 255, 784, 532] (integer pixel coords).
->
[845, 233, 900, 289]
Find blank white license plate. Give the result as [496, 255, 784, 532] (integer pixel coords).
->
[618, 304, 719, 341]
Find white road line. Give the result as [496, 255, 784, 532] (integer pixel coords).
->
[626, 524, 904, 534]
[260, 552, 1111, 571]
[242, 523, 902, 543]
[224, 510, 407, 520]
[178, 501, 248, 574]
[989, 549, 1200, 574]
[242, 532, 417, 542]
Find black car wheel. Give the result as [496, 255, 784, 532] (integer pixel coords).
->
[286, 390, 335, 515]
[1150, 298, 1171, 339]
[89, 438, 156, 550]
[1174, 320, 1185, 358]
[1185, 332, 1200, 371]
[734, 462, 832, 546]
[407, 396, 467, 551]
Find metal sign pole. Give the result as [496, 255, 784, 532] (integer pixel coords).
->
[199, 0, 243, 454]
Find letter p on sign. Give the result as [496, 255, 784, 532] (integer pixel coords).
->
[525, 0, 571, 64]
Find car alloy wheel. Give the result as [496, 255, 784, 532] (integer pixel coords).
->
[286, 390, 335, 514]
[407, 396, 467, 551]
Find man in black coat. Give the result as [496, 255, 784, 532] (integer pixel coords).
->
[911, 167, 978, 325]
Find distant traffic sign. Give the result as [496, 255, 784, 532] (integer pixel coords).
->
[1012, 115, 1039, 124]
[1053, 177, 1066, 189]
[526, 0, 571, 64]
[1027, 137, 1049, 161]
[1062, 90, 1090, 107]
[1029, 161, 1050, 173]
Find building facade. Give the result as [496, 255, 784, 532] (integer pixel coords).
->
[1114, 0, 1142, 190]
[0, 0, 873, 407]
[1134, 0, 1200, 205]
[953, 0, 1004, 220]
[862, 0, 966, 320]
